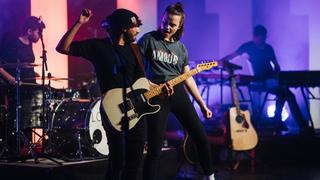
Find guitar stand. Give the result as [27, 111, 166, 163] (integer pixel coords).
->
[175, 131, 202, 179]
[230, 149, 256, 171]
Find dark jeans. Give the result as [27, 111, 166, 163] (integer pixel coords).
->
[271, 88, 309, 129]
[144, 84, 214, 180]
[100, 106, 145, 180]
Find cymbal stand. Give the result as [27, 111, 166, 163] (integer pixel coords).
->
[15, 62, 22, 154]
[40, 30, 48, 135]
[45, 74, 53, 152]
[220, 67, 224, 105]
[0, 61, 37, 161]
[14, 62, 38, 160]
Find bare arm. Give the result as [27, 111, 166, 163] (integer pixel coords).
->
[272, 59, 281, 72]
[220, 52, 240, 62]
[56, 9, 93, 54]
[183, 65, 212, 119]
[269, 46, 280, 72]
[0, 68, 16, 85]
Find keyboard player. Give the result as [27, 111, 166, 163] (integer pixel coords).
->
[220, 25, 313, 135]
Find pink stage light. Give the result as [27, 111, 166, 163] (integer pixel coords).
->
[31, 0, 68, 89]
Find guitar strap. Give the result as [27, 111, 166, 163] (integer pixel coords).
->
[108, 38, 145, 77]
[130, 43, 146, 77]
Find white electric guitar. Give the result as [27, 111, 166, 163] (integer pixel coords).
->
[102, 61, 218, 131]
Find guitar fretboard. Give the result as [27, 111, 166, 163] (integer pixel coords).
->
[144, 68, 199, 100]
[230, 74, 241, 115]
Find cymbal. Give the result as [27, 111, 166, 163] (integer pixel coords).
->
[0, 63, 42, 68]
[20, 82, 43, 87]
[24, 76, 74, 81]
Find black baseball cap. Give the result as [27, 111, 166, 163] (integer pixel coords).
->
[101, 9, 142, 29]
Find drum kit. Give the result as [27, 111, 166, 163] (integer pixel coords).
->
[0, 62, 108, 162]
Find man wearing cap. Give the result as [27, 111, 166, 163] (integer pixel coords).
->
[56, 9, 146, 180]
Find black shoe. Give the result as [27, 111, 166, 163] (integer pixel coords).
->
[300, 127, 314, 136]
[277, 122, 288, 131]
[272, 122, 288, 136]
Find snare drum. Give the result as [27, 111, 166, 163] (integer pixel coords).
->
[51, 99, 108, 159]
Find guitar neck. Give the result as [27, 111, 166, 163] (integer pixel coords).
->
[230, 75, 241, 114]
[144, 68, 199, 100]
[168, 68, 198, 86]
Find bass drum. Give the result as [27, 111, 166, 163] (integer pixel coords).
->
[51, 99, 108, 160]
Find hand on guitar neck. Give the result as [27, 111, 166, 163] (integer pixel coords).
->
[149, 81, 174, 98]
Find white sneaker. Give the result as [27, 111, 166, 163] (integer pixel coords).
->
[203, 173, 215, 180]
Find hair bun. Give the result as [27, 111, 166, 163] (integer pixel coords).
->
[174, 2, 184, 12]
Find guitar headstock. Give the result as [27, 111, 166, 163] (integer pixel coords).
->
[196, 61, 218, 72]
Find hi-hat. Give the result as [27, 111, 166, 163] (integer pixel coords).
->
[24, 76, 74, 81]
[0, 63, 42, 68]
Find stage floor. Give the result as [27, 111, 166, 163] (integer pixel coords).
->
[0, 157, 109, 180]
[1, 134, 320, 180]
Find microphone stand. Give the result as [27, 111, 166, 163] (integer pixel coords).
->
[220, 68, 224, 105]
[109, 38, 130, 170]
[40, 32, 47, 134]
[38, 32, 62, 165]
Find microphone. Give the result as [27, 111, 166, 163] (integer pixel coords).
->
[82, 9, 90, 17]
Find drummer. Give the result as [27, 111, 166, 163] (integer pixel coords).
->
[0, 16, 45, 84]
[0, 16, 45, 133]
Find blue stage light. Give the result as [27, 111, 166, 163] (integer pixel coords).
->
[267, 104, 289, 121]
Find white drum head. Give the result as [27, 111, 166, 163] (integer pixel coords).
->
[89, 99, 109, 156]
